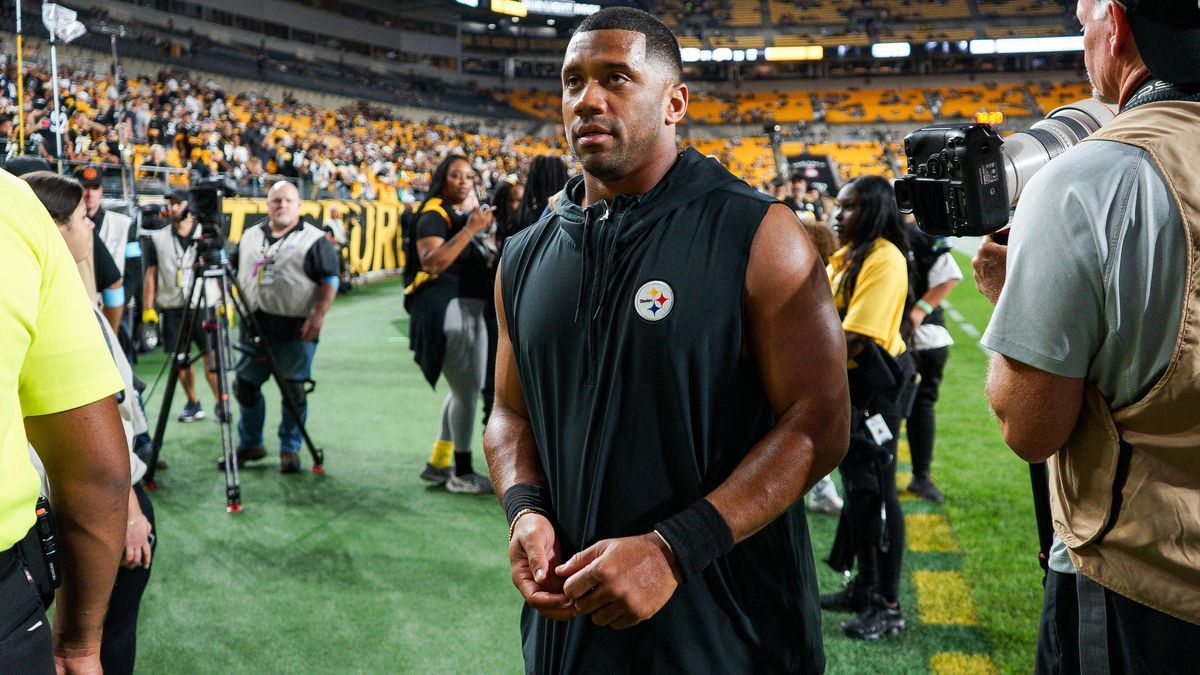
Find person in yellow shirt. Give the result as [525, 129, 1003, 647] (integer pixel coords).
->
[0, 167, 130, 673]
[819, 175, 915, 641]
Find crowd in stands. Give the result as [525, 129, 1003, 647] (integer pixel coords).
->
[0, 48, 569, 201]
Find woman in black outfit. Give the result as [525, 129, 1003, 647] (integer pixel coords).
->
[406, 154, 496, 494]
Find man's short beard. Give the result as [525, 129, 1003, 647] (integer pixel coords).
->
[578, 151, 627, 182]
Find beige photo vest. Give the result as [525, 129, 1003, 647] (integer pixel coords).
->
[1051, 100, 1200, 625]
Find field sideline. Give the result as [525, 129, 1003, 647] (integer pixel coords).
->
[131, 253, 1042, 673]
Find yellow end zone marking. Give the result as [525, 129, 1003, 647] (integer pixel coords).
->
[914, 571, 980, 626]
[896, 471, 916, 501]
[907, 513, 960, 553]
[930, 652, 999, 675]
[898, 437, 911, 464]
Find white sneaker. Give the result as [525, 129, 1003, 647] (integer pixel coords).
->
[446, 471, 494, 495]
[807, 492, 844, 516]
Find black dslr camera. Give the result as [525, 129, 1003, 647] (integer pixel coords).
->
[894, 99, 1114, 237]
[893, 124, 1009, 237]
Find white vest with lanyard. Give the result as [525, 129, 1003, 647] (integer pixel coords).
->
[96, 208, 134, 276]
[148, 224, 201, 310]
[237, 222, 326, 318]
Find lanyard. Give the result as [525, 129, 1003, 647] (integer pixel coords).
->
[254, 226, 300, 279]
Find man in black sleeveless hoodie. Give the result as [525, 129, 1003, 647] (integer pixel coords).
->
[485, 8, 850, 673]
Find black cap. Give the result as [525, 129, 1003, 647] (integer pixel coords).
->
[3, 155, 52, 177]
[1124, 0, 1200, 85]
[72, 165, 103, 188]
[168, 188, 189, 202]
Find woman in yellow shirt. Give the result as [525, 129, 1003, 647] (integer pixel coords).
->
[820, 175, 915, 642]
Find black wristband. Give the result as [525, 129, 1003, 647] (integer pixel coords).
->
[502, 483, 553, 527]
[654, 498, 734, 583]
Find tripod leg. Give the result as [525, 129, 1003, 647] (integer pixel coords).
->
[144, 350, 181, 488]
[204, 276, 242, 512]
[144, 272, 204, 487]
[224, 263, 325, 473]
[265, 344, 324, 473]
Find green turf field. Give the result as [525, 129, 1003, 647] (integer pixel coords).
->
[131, 252, 1042, 673]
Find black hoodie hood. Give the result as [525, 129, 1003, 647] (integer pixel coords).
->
[552, 146, 744, 248]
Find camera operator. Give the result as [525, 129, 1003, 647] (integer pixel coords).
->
[0, 165, 129, 674]
[230, 181, 338, 474]
[143, 189, 224, 423]
[973, 1, 1200, 670]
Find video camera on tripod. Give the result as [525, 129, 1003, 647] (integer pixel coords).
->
[894, 99, 1115, 237]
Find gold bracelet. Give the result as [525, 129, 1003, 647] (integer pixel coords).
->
[508, 508, 537, 541]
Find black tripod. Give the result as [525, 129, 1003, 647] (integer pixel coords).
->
[144, 230, 325, 512]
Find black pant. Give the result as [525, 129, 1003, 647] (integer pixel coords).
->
[853, 412, 905, 603]
[907, 347, 949, 478]
[0, 537, 54, 674]
[1036, 570, 1200, 674]
[101, 483, 156, 675]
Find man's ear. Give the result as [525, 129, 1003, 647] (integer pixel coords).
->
[1108, 0, 1133, 58]
[664, 82, 688, 126]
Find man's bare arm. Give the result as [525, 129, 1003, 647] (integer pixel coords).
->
[483, 260, 545, 497]
[143, 264, 157, 311]
[707, 203, 850, 542]
[986, 353, 1084, 463]
[25, 397, 130, 661]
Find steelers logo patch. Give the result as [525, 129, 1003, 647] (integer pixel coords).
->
[634, 280, 675, 323]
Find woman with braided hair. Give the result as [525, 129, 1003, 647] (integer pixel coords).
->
[819, 174, 916, 641]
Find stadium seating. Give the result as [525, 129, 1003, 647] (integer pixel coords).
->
[498, 78, 1087, 128]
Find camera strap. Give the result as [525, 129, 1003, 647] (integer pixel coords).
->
[1122, 79, 1200, 114]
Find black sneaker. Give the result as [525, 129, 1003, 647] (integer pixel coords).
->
[419, 462, 451, 486]
[214, 401, 232, 424]
[907, 475, 945, 503]
[842, 601, 905, 640]
[178, 400, 205, 422]
[820, 577, 870, 613]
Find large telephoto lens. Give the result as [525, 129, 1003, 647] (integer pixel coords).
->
[1001, 98, 1115, 205]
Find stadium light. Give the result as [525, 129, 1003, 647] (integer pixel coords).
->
[523, 0, 599, 15]
[680, 47, 757, 63]
[764, 46, 824, 61]
[969, 36, 1084, 55]
[491, 0, 528, 18]
[871, 42, 911, 58]
[456, 0, 480, 6]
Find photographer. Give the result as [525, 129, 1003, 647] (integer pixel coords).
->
[974, 0, 1200, 670]
[143, 190, 223, 423]
[231, 181, 338, 474]
[820, 175, 915, 641]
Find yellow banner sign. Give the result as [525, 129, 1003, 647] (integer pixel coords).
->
[222, 198, 406, 277]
